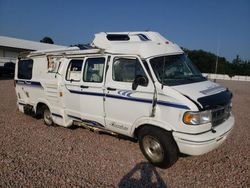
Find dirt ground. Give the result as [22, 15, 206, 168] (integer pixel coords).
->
[0, 79, 249, 187]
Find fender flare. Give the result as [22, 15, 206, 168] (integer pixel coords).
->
[34, 98, 51, 114]
[130, 116, 175, 137]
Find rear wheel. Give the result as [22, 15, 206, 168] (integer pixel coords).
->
[43, 106, 53, 126]
[138, 126, 179, 169]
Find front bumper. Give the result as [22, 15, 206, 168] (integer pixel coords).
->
[173, 115, 235, 155]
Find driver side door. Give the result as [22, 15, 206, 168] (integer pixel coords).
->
[104, 55, 154, 135]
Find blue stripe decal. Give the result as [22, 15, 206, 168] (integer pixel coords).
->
[137, 34, 150, 41]
[157, 100, 190, 110]
[69, 90, 104, 97]
[15, 80, 43, 88]
[52, 113, 63, 118]
[68, 114, 104, 127]
[106, 94, 152, 104]
[81, 119, 104, 127]
[68, 89, 189, 110]
[68, 89, 152, 104]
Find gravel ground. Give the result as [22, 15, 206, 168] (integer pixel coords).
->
[0, 79, 249, 187]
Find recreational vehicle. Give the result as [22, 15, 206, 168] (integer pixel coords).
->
[15, 32, 234, 168]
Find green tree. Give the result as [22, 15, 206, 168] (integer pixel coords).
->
[183, 48, 250, 77]
[183, 48, 250, 76]
[184, 49, 217, 73]
[40, 37, 54, 44]
[230, 55, 250, 76]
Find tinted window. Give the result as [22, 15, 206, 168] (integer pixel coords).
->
[83, 58, 105, 83]
[18, 59, 33, 80]
[106, 34, 130, 41]
[113, 58, 146, 82]
[4, 62, 15, 69]
[66, 59, 83, 81]
[150, 54, 205, 86]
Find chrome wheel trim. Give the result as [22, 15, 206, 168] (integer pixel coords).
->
[142, 135, 164, 163]
[44, 109, 52, 125]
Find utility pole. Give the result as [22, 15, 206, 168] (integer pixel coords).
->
[214, 35, 220, 81]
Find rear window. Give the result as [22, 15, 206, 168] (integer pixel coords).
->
[18, 59, 33, 80]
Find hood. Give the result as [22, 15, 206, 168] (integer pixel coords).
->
[172, 80, 232, 110]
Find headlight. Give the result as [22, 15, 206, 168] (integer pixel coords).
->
[183, 110, 212, 125]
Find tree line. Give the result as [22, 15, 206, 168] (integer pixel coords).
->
[184, 48, 250, 77]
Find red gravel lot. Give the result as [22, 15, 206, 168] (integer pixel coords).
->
[0, 79, 249, 187]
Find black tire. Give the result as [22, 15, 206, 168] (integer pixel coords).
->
[43, 106, 53, 126]
[138, 126, 179, 169]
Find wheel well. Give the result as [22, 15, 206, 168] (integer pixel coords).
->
[134, 124, 172, 139]
[136, 124, 179, 168]
[36, 102, 48, 118]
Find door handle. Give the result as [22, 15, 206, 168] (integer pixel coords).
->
[80, 85, 89, 89]
[107, 87, 116, 91]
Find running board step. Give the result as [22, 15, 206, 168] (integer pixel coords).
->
[73, 121, 118, 136]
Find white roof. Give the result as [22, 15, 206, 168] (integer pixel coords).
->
[0, 36, 65, 51]
[17, 31, 184, 59]
[92, 31, 183, 58]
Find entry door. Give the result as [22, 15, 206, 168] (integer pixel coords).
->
[104, 55, 154, 135]
[64, 59, 84, 118]
[79, 56, 107, 127]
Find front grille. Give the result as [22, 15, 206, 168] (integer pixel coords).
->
[212, 104, 231, 127]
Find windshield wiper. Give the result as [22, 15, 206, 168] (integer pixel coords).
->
[186, 74, 206, 80]
[190, 74, 202, 77]
[164, 76, 185, 80]
[189, 75, 206, 79]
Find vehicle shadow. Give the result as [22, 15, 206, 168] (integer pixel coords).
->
[118, 162, 167, 188]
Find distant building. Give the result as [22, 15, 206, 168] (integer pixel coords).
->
[0, 36, 65, 66]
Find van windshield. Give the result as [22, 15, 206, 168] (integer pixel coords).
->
[150, 54, 206, 86]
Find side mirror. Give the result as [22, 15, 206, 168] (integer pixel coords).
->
[132, 75, 148, 90]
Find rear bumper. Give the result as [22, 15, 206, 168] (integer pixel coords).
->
[173, 115, 234, 155]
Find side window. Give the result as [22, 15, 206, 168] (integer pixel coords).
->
[66, 59, 83, 81]
[83, 58, 105, 83]
[18, 59, 33, 80]
[113, 58, 147, 82]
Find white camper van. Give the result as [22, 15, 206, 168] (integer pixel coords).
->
[15, 32, 234, 168]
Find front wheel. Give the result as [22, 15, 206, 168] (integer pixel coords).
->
[43, 106, 53, 126]
[138, 126, 179, 169]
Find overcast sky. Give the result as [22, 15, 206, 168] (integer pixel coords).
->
[0, 0, 249, 61]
